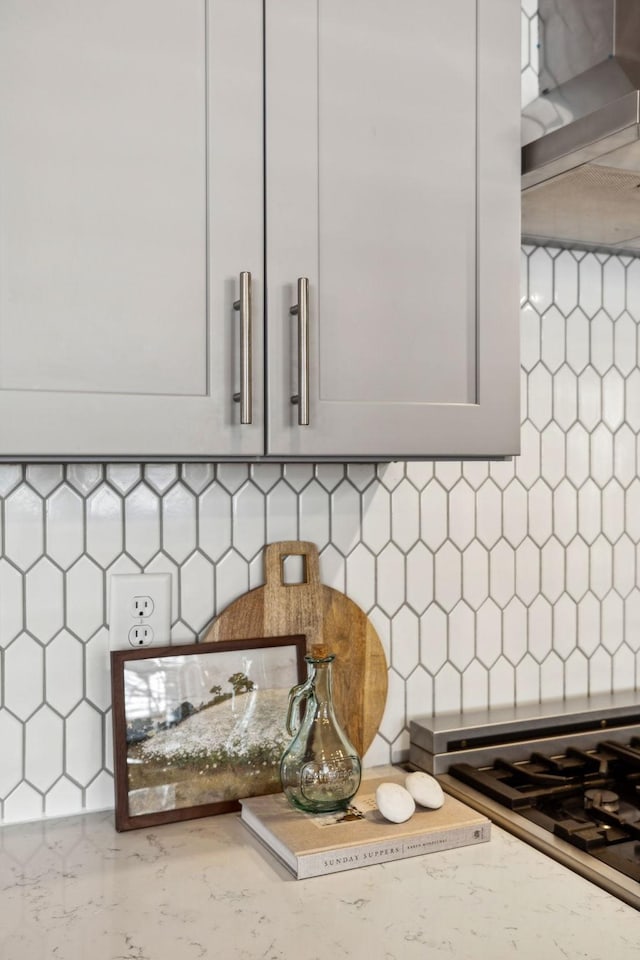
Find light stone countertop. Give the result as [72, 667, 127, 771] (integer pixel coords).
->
[1, 801, 638, 960]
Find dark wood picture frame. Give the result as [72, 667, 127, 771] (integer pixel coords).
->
[110, 635, 306, 831]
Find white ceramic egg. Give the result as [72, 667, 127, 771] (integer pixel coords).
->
[375, 782, 415, 823]
[405, 771, 444, 809]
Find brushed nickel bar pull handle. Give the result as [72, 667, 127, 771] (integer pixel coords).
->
[232, 271, 252, 424]
[289, 277, 309, 426]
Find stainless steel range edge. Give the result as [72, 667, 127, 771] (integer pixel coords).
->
[410, 691, 640, 911]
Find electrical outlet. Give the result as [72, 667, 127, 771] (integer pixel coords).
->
[132, 596, 154, 618]
[109, 573, 171, 651]
[128, 624, 154, 647]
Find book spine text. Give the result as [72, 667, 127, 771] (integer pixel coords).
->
[297, 822, 490, 879]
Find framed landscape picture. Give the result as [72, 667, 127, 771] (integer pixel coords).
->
[110, 635, 306, 831]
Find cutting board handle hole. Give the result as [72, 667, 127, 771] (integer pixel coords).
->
[282, 554, 307, 585]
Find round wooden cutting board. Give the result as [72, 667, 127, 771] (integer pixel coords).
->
[201, 541, 388, 758]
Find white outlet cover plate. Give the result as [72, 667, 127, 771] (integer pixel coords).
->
[109, 573, 171, 651]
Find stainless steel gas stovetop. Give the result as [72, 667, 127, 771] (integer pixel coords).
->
[410, 691, 640, 911]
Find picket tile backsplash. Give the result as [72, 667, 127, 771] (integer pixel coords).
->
[0, 244, 639, 823]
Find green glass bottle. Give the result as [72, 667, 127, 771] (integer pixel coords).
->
[280, 644, 362, 814]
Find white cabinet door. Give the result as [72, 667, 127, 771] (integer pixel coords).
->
[265, 0, 520, 458]
[0, 0, 263, 458]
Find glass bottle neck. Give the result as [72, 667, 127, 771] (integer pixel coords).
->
[309, 660, 332, 704]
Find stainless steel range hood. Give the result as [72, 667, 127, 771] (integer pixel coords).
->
[522, 0, 640, 254]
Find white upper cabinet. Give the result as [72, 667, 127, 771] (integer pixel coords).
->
[266, 0, 521, 458]
[0, 0, 520, 460]
[0, 0, 264, 458]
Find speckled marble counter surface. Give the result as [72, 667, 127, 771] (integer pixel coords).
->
[1, 802, 637, 960]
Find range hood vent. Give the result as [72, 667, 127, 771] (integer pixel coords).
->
[522, 0, 640, 255]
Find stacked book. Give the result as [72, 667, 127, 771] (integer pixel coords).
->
[240, 772, 490, 879]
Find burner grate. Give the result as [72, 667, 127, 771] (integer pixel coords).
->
[448, 738, 640, 888]
[409, 695, 640, 908]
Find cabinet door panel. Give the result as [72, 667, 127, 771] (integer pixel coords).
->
[266, 0, 520, 458]
[0, 0, 263, 457]
[317, 3, 476, 406]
